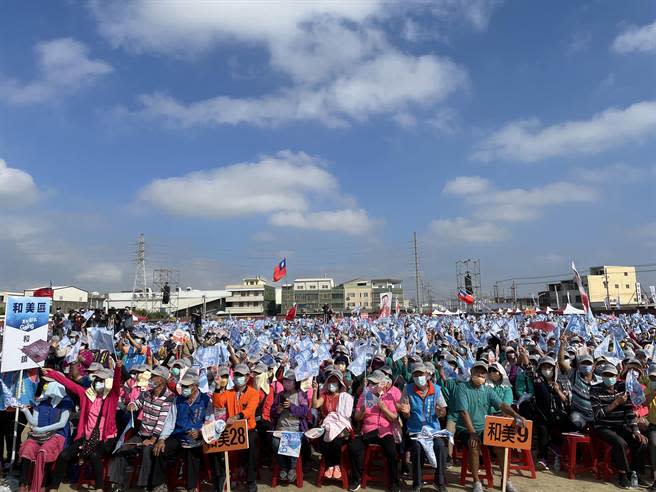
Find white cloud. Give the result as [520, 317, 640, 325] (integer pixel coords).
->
[140, 151, 335, 217]
[140, 150, 377, 235]
[0, 158, 38, 207]
[429, 217, 507, 242]
[93, 1, 469, 128]
[443, 176, 491, 195]
[134, 52, 467, 128]
[443, 176, 598, 223]
[269, 209, 376, 235]
[75, 263, 123, 283]
[473, 100, 656, 163]
[612, 20, 656, 54]
[571, 162, 643, 184]
[0, 38, 112, 105]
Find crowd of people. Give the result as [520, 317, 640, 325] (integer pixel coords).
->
[1, 307, 656, 492]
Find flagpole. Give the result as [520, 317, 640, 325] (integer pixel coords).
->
[9, 369, 24, 471]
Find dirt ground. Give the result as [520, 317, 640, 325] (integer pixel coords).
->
[52, 462, 625, 492]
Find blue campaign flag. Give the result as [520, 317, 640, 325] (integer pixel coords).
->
[440, 360, 457, 379]
[392, 339, 407, 362]
[349, 343, 369, 377]
[507, 318, 520, 341]
[87, 327, 116, 352]
[626, 369, 646, 406]
[565, 315, 589, 339]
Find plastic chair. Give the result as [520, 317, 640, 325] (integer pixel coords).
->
[508, 448, 536, 479]
[595, 438, 631, 482]
[459, 444, 494, 488]
[317, 444, 350, 489]
[271, 455, 303, 488]
[560, 433, 596, 480]
[361, 444, 391, 489]
[75, 457, 110, 489]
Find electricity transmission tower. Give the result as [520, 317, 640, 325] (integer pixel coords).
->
[131, 233, 148, 310]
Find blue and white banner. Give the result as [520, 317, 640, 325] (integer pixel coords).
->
[2, 296, 51, 372]
[278, 431, 303, 458]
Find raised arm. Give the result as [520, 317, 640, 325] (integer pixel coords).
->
[42, 368, 85, 400]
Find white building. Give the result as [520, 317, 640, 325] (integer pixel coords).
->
[106, 287, 228, 315]
[24, 286, 89, 311]
[225, 277, 276, 316]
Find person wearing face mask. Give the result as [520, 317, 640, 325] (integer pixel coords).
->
[642, 365, 656, 490]
[436, 354, 462, 463]
[44, 363, 122, 492]
[503, 347, 520, 386]
[399, 362, 448, 492]
[591, 364, 648, 489]
[252, 362, 274, 465]
[486, 363, 513, 416]
[312, 370, 353, 481]
[271, 369, 310, 483]
[348, 369, 401, 492]
[333, 354, 353, 393]
[532, 357, 569, 470]
[18, 380, 73, 492]
[167, 358, 191, 394]
[159, 371, 210, 492]
[454, 361, 526, 492]
[109, 365, 177, 492]
[211, 363, 259, 492]
[558, 330, 597, 429]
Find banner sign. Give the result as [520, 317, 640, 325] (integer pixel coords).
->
[2, 296, 51, 373]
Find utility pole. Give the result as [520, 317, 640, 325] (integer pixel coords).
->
[413, 232, 421, 313]
[604, 266, 611, 309]
[511, 280, 517, 308]
[132, 233, 147, 311]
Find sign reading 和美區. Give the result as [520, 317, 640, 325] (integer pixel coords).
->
[1, 296, 51, 373]
[204, 420, 249, 454]
[482, 415, 533, 450]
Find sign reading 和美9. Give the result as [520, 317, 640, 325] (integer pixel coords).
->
[1, 296, 51, 373]
[483, 415, 533, 450]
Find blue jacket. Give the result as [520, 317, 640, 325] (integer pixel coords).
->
[173, 391, 210, 438]
[406, 382, 442, 434]
[36, 397, 74, 444]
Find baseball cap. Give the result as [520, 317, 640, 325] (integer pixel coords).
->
[366, 370, 386, 385]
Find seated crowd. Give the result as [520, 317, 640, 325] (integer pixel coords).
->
[2, 312, 656, 492]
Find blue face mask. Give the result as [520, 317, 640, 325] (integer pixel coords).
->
[234, 376, 246, 387]
[182, 387, 192, 397]
[603, 376, 617, 387]
[579, 365, 593, 375]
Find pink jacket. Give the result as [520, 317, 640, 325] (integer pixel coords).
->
[356, 389, 398, 438]
[49, 364, 122, 441]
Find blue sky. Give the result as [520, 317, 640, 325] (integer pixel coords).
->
[1, 0, 655, 299]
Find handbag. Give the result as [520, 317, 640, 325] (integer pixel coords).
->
[79, 397, 106, 458]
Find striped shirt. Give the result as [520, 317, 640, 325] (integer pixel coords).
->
[569, 372, 597, 419]
[590, 382, 638, 432]
[134, 387, 177, 439]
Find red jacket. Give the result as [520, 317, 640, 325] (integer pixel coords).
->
[49, 364, 122, 441]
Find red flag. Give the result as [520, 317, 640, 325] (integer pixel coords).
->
[285, 304, 297, 321]
[33, 287, 54, 298]
[571, 261, 594, 322]
[273, 258, 287, 282]
[528, 321, 555, 333]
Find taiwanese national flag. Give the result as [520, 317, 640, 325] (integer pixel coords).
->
[33, 286, 54, 298]
[285, 304, 297, 321]
[457, 289, 475, 305]
[273, 257, 287, 282]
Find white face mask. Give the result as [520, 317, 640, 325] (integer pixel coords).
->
[234, 376, 246, 387]
[94, 381, 105, 393]
[327, 383, 338, 393]
[541, 368, 554, 379]
[414, 375, 427, 387]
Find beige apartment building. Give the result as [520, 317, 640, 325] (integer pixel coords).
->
[585, 266, 639, 308]
[225, 277, 276, 316]
[343, 278, 373, 311]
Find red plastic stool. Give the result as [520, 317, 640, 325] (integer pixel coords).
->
[361, 444, 390, 489]
[460, 445, 494, 489]
[271, 455, 303, 488]
[317, 444, 350, 490]
[595, 438, 632, 481]
[508, 448, 536, 479]
[561, 433, 596, 480]
[75, 458, 110, 489]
